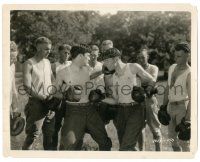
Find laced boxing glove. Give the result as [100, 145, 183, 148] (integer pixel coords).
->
[143, 85, 158, 98]
[102, 65, 115, 75]
[158, 105, 171, 126]
[89, 89, 105, 103]
[175, 117, 191, 141]
[63, 85, 81, 102]
[131, 86, 146, 103]
[10, 112, 25, 136]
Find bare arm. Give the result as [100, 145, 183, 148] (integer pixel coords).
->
[90, 70, 103, 80]
[130, 63, 155, 86]
[54, 69, 68, 99]
[163, 84, 169, 106]
[11, 73, 18, 112]
[185, 73, 191, 121]
[151, 65, 159, 81]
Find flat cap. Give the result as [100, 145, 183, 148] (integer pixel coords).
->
[101, 48, 121, 60]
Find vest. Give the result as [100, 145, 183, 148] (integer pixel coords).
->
[168, 64, 190, 102]
[28, 58, 52, 96]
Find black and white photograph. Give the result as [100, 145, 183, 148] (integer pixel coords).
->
[3, 4, 197, 158]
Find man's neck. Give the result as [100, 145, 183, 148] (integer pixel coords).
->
[71, 60, 82, 70]
[89, 59, 97, 68]
[34, 53, 44, 62]
[177, 62, 189, 70]
[115, 60, 126, 76]
[143, 63, 149, 69]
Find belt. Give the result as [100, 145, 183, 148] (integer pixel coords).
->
[117, 102, 138, 107]
[66, 102, 90, 107]
[170, 100, 186, 105]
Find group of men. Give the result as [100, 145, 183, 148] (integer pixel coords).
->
[10, 37, 191, 151]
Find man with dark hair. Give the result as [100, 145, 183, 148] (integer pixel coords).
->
[101, 47, 156, 151]
[162, 42, 191, 151]
[55, 45, 111, 150]
[136, 49, 162, 151]
[22, 36, 55, 150]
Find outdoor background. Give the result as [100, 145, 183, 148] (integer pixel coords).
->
[10, 10, 191, 151]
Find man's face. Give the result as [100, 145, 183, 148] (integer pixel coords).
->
[37, 43, 52, 58]
[80, 52, 90, 66]
[10, 51, 18, 65]
[101, 42, 112, 53]
[90, 50, 99, 61]
[174, 50, 188, 65]
[60, 49, 70, 62]
[103, 57, 116, 71]
[137, 50, 148, 67]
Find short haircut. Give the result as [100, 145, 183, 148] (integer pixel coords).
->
[35, 37, 52, 46]
[175, 42, 190, 53]
[10, 41, 18, 52]
[58, 44, 71, 52]
[70, 44, 91, 59]
[102, 40, 113, 47]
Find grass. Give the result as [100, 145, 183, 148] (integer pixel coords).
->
[11, 72, 173, 151]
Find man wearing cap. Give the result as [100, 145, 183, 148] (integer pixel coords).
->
[136, 48, 162, 151]
[22, 36, 55, 150]
[55, 45, 111, 150]
[162, 42, 191, 151]
[101, 48, 156, 151]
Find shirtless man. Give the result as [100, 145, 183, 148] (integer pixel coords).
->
[55, 45, 111, 150]
[162, 42, 191, 151]
[101, 48, 156, 151]
[22, 37, 55, 150]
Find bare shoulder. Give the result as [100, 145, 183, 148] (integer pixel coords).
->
[23, 58, 34, 69]
[129, 63, 143, 73]
[129, 63, 142, 68]
[149, 64, 159, 71]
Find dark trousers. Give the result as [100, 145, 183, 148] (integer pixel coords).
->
[22, 98, 55, 150]
[51, 100, 66, 150]
[113, 104, 145, 151]
[59, 103, 112, 150]
[95, 102, 118, 125]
